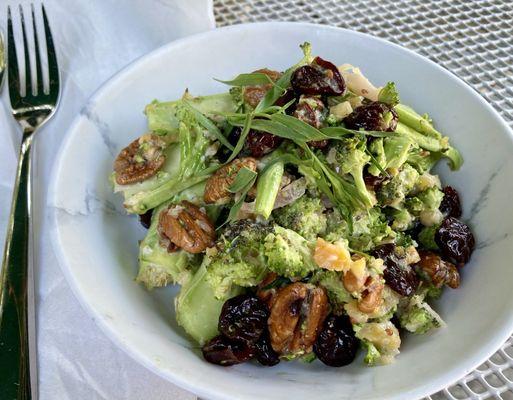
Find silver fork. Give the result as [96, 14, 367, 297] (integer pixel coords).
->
[0, 4, 59, 399]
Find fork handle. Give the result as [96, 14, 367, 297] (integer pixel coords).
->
[0, 134, 34, 400]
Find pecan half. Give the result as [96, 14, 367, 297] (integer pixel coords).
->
[204, 157, 257, 204]
[243, 68, 282, 108]
[268, 282, 328, 356]
[114, 133, 166, 185]
[416, 250, 460, 289]
[158, 201, 215, 254]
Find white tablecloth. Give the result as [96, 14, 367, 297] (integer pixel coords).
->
[0, 1, 215, 398]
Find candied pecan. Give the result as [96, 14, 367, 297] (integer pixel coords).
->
[416, 250, 460, 289]
[158, 201, 215, 254]
[204, 158, 257, 204]
[268, 283, 328, 355]
[243, 68, 282, 108]
[114, 133, 166, 185]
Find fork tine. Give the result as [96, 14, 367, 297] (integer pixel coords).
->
[7, 6, 22, 101]
[31, 4, 43, 95]
[19, 5, 32, 96]
[41, 4, 59, 96]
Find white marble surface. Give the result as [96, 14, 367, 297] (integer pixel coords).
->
[0, 1, 215, 398]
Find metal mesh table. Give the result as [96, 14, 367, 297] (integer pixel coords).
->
[213, 1, 513, 399]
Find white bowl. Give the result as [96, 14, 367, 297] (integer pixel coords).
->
[49, 22, 513, 400]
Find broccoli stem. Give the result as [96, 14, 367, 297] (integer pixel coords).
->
[254, 161, 284, 219]
[395, 104, 442, 139]
[124, 175, 209, 214]
[395, 122, 442, 152]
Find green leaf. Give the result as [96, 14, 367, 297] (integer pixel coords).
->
[365, 147, 390, 178]
[216, 72, 274, 87]
[226, 174, 258, 225]
[182, 100, 234, 150]
[227, 112, 254, 163]
[270, 114, 328, 141]
[228, 167, 258, 193]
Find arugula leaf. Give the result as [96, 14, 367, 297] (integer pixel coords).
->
[216, 72, 275, 87]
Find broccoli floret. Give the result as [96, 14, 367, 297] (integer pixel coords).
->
[390, 207, 415, 231]
[361, 340, 382, 365]
[383, 136, 413, 171]
[264, 225, 317, 279]
[406, 187, 444, 227]
[378, 82, 400, 106]
[205, 221, 271, 299]
[407, 147, 442, 174]
[328, 137, 375, 208]
[272, 195, 327, 240]
[355, 321, 401, 365]
[378, 164, 419, 208]
[415, 187, 444, 211]
[417, 224, 440, 250]
[310, 270, 351, 311]
[324, 208, 394, 252]
[398, 294, 445, 334]
[367, 138, 386, 176]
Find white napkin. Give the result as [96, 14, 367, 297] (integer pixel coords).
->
[0, 1, 215, 398]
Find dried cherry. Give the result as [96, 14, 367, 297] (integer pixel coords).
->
[435, 217, 475, 266]
[439, 186, 462, 218]
[363, 172, 386, 190]
[275, 88, 298, 113]
[291, 57, 345, 96]
[138, 208, 153, 229]
[218, 294, 269, 344]
[246, 129, 283, 158]
[372, 244, 419, 296]
[202, 335, 255, 366]
[344, 102, 398, 132]
[313, 314, 358, 367]
[254, 331, 280, 366]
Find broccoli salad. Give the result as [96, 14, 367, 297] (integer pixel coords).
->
[111, 43, 475, 368]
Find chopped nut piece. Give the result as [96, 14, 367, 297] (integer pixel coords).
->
[313, 238, 351, 272]
[358, 276, 385, 314]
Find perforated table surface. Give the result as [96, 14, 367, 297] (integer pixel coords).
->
[213, 1, 513, 399]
